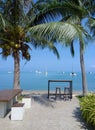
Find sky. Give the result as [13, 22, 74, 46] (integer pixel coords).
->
[0, 41, 95, 72]
[0, 0, 95, 73]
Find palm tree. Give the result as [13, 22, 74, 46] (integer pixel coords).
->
[61, 0, 90, 96]
[61, 0, 95, 96]
[42, 0, 95, 96]
[0, 0, 60, 89]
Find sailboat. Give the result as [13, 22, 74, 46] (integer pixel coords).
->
[70, 72, 77, 76]
[44, 67, 48, 76]
[45, 71, 48, 76]
[70, 61, 77, 76]
[35, 70, 42, 74]
[8, 71, 12, 74]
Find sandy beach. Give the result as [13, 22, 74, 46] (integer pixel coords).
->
[0, 91, 92, 130]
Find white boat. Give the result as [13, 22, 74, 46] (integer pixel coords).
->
[45, 71, 48, 76]
[70, 72, 77, 76]
[89, 71, 92, 74]
[35, 70, 42, 74]
[8, 71, 12, 74]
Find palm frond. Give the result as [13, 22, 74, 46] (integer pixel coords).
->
[30, 0, 87, 25]
[0, 13, 6, 30]
[29, 34, 59, 58]
[29, 22, 88, 46]
[61, 15, 80, 25]
[48, 43, 60, 58]
[70, 41, 74, 57]
[26, 1, 64, 26]
[88, 18, 95, 36]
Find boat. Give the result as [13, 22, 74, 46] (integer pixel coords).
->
[89, 71, 92, 74]
[35, 70, 42, 74]
[70, 72, 77, 76]
[45, 71, 48, 76]
[8, 71, 12, 74]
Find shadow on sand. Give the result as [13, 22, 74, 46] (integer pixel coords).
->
[31, 93, 56, 108]
[31, 93, 71, 107]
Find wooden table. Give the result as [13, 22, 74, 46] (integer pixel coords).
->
[0, 89, 22, 118]
[48, 80, 72, 99]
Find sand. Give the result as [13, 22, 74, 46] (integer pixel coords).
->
[0, 91, 92, 130]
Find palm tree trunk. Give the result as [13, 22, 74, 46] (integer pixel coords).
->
[13, 51, 20, 89]
[80, 42, 88, 96]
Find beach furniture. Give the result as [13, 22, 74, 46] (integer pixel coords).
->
[11, 103, 24, 121]
[64, 87, 70, 100]
[22, 96, 31, 108]
[55, 87, 61, 100]
[0, 89, 22, 118]
[48, 80, 72, 100]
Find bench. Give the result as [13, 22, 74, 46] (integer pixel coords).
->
[0, 89, 22, 118]
[11, 103, 25, 121]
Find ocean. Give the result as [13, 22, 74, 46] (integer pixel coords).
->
[0, 71, 95, 92]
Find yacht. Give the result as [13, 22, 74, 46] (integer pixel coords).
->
[70, 72, 77, 76]
[45, 71, 48, 76]
[89, 71, 92, 74]
[8, 71, 12, 74]
[35, 70, 42, 74]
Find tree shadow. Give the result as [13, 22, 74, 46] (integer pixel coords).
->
[73, 107, 93, 130]
[31, 93, 56, 108]
[25, 93, 71, 108]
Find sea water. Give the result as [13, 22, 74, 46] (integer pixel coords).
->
[0, 71, 95, 92]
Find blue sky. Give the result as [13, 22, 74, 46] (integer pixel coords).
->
[0, 41, 95, 72]
[0, 1, 95, 73]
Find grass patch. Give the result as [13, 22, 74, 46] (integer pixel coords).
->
[79, 94, 95, 128]
[17, 94, 26, 101]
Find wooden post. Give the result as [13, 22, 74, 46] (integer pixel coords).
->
[48, 80, 50, 99]
[70, 81, 72, 99]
